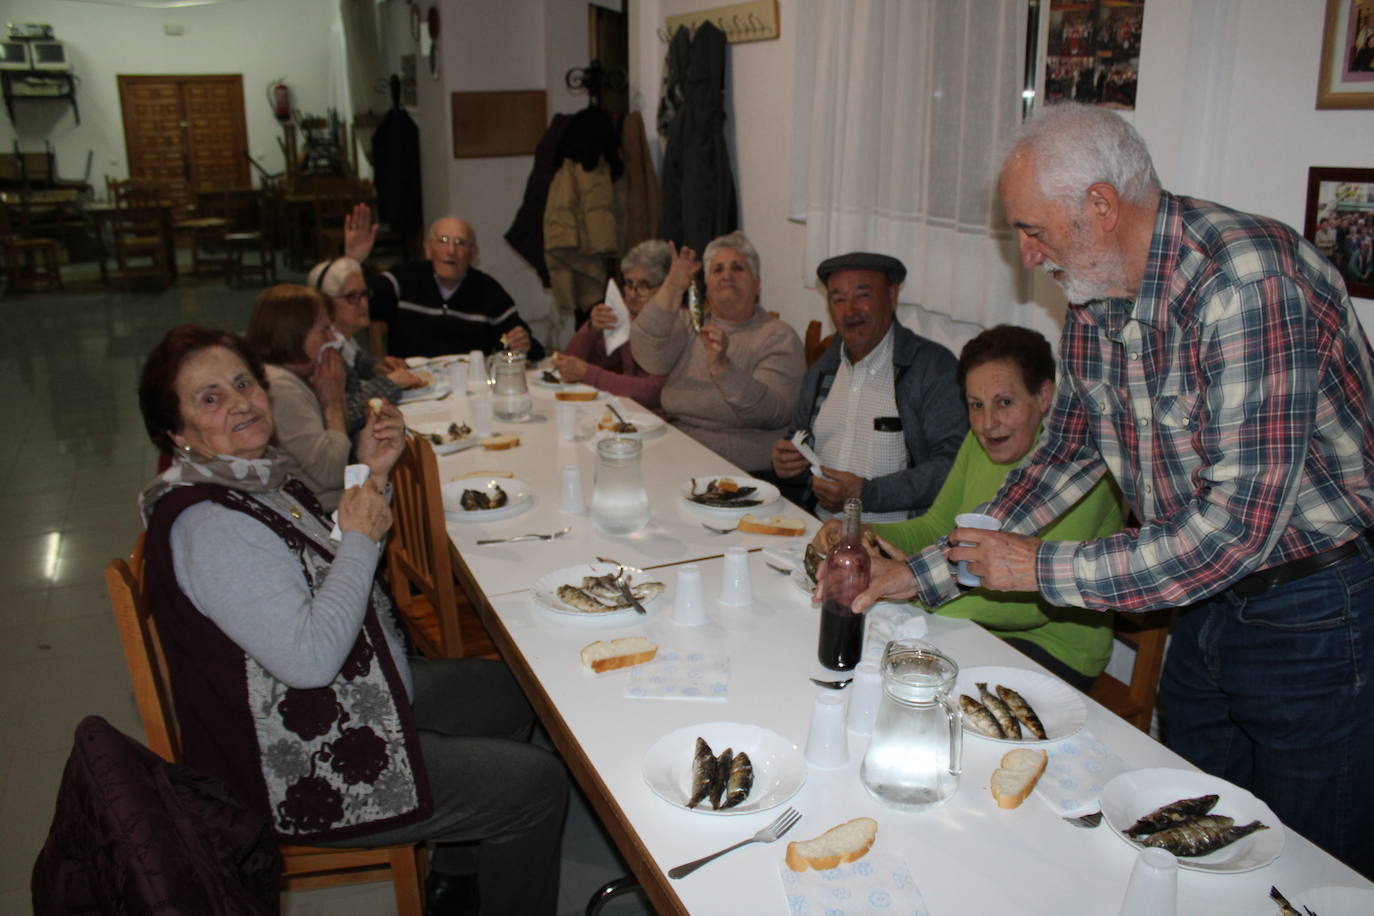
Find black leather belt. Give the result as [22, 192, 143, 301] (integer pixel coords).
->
[1227, 529, 1373, 599]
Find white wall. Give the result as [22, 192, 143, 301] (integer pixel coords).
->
[1, 0, 339, 195]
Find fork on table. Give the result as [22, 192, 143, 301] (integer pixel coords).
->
[668, 807, 802, 879]
[475, 526, 571, 545]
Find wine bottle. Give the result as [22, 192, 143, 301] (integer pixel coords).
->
[818, 497, 871, 670]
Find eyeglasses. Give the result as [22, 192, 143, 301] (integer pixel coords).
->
[335, 290, 369, 305]
[623, 280, 662, 295]
[430, 235, 474, 249]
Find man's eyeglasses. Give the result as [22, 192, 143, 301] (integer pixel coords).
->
[430, 235, 474, 249]
[336, 290, 369, 305]
[623, 280, 662, 295]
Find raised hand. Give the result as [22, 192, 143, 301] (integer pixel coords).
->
[343, 203, 378, 262]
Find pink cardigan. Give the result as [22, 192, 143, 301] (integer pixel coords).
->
[563, 320, 667, 413]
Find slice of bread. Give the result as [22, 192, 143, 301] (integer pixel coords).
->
[367, 397, 384, 415]
[555, 387, 599, 401]
[480, 434, 520, 450]
[785, 817, 878, 872]
[991, 747, 1048, 809]
[580, 637, 658, 673]
[737, 513, 805, 536]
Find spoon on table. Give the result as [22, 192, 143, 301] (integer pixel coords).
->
[605, 403, 632, 434]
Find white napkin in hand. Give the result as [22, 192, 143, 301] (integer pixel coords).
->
[777, 849, 933, 915]
[791, 429, 829, 481]
[330, 464, 372, 541]
[602, 278, 631, 354]
[625, 650, 729, 700]
[1035, 730, 1130, 816]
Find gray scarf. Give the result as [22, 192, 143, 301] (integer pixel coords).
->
[138, 447, 307, 525]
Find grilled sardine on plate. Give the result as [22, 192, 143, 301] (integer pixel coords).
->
[1125, 794, 1220, 837]
[1142, 817, 1267, 857]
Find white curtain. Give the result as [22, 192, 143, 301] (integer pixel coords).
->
[791, 0, 1029, 334]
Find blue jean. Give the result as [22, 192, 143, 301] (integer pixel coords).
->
[1157, 539, 1374, 879]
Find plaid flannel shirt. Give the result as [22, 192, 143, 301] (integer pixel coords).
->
[908, 192, 1374, 612]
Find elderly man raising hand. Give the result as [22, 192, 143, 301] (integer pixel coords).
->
[772, 252, 965, 521]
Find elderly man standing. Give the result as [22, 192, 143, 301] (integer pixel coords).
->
[771, 253, 965, 521]
[846, 103, 1374, 878]
[345, 205, 546, 360]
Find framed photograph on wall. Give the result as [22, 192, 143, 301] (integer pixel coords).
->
[1305, 167, 1374, 299]
[1316, 0, 1374, 109]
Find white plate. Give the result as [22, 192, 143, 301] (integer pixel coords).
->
[532, 371, 566, 389]
[955, 666, 1087, 744]
[441, 477, 532, 521]
[532, 562, 666, 617]
[409, 422, 479, 456]
[399, 369, 452, 404]
[1288, 885, 1374, 914]
[642, 722, 805, 816]
[592, 410, 665, 439]
[1100, 768, 1284, 873]
[681, 475, 782, 520]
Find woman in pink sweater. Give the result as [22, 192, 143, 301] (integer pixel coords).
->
[551, 240, 670, 413]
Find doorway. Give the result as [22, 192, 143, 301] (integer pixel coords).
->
[117, 74, 250, 214]
[588, 5, 629, 117]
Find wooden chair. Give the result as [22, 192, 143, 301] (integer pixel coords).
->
[222, 188, 277, 287]
[174, 190, 231, 280]
[804, 319, 833, 367]
[1088, 608, 1174, 732]
[387, 433, 497, 659]
[105, 537, 427, 915]
[0, 199, 63, 292]
[110, 180, 173, 289]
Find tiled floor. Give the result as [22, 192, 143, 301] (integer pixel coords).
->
[0, 266, 651, 915]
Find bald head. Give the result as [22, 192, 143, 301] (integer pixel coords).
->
[425, 216, 478, 284]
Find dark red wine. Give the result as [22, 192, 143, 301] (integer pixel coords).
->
[819, 598, 866, 670]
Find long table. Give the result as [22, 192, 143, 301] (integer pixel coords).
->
[401, 373, 1372, 914]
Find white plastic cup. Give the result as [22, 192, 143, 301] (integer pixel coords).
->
[1118, 847, 1178, 916]
[471, 396, 494, 438]
[556, 400, 578, 440]
[846, 660, 882, 736]
[466, 349, 488, 393]
[804, 691, 850, 768]
[559, 465, 586, 514]
[672, 564, 708, 627]
[954, 512, 1000, 587]
[718, 546, 753, 606]
[447, 359, 466, 395]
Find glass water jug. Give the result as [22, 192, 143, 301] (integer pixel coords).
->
[860, 639, 962, 810]
[487, 349, 532, 421]
[590, 437, 650, 534]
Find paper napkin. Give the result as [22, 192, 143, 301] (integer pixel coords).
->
[626, 650, 729, 700]
[862, 603, 928, 659]
[778, 850, 933, 915]
[330, 464, 371, 541]
[1035, 730, 1130, 816]
[602, 278, 631, 354]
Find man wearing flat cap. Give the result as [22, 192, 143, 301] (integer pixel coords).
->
[771, 252, 966, 521]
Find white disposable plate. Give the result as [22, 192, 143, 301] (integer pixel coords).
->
[399, 369, 452, 403]
[681, 475, 781, 519]
[532, 371, 566, 389]
[1100, 768, 1284, 873]
[1288, 885, 1374, 914]
[591, 410, 666, 439]
[955, 666, 1087, 744]
[642, 722, 805, 816]
[409, 422, 479, 456]
[532, 562, 666, 617]
[441, 477, 532, 521]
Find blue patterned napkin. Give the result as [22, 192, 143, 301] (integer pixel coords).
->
[625, 650, 729, 700]
[778, 850, 932, 915]
[1035, 730, 1130, 816]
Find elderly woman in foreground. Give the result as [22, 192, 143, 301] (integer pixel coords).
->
[551, 239, 670, 413]
[630, 231, 805, 470]
[308, 257, 422, 439]
[814, 325, 1124, 689]
[137, 325, 566, 915]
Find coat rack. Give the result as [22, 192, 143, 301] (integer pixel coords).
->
[663, 0, 780, 44]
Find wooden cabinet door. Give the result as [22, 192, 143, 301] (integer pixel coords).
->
[118, 74, 250, 215]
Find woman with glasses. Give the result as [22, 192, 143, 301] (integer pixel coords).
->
[308, 257, 422, 443]
[550, 240, 670, 413]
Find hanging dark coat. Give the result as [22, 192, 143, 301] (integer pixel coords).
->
[659, 21, 738, 254]
[370, 106, 422, 235]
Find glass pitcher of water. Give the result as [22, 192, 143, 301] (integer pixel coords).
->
[860, 639, 962, 810]
[487, 349, 532, 421]
[590, 437, 650, 534]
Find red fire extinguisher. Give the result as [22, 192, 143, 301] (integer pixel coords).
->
[270, 79, 291, 122]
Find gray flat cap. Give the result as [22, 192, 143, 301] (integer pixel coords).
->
[816, 251, 907, 285]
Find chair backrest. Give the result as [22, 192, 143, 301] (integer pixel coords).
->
[111, 180, 168, 238]
[1088, 608, 1174, 732]
[386, 433, 464, 657]
[804, 319, 834, 367]
[105, 533, 182, 763]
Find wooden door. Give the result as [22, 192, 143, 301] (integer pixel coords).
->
[118, 75, 250, 215]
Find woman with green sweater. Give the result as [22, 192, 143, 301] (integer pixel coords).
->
[813, 325, 1123, 689]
